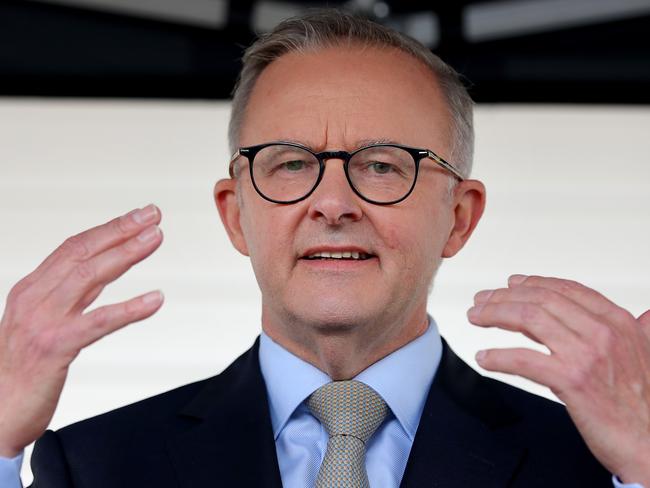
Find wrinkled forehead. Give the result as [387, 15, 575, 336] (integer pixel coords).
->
[239, 45, 454, 154]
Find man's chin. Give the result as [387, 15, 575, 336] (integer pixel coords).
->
[286, 303, 381, 334]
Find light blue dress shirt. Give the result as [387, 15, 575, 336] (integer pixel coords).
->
[0, 317, 644, 487]
[258, 319, 442, 487]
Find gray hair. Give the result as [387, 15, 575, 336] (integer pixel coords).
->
[228, 9, 475, 177]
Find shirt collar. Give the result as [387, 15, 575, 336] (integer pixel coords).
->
[259, 316, 443, 441]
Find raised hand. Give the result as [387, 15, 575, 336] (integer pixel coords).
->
[468, 274, 650, 485]
[0, 204, 164, 457]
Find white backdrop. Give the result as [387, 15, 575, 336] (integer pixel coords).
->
[0, 99, 648, 482]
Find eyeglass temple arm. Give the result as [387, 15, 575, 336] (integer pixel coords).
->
[228, 150, 241, 178]
[427, 150, 465, 181]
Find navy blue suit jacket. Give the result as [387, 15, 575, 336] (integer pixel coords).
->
[30, 338, 611, 487]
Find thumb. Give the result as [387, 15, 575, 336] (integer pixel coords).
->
[637, 309, 650, 331]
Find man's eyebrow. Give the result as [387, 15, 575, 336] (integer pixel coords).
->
[276, 138, 403, 150]
[353, 138, 401, 148]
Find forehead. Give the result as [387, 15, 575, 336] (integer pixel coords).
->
[239, 45, 453, 154]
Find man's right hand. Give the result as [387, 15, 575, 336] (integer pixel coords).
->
[0, 204, 165, 457]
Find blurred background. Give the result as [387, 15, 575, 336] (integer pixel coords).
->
[1, 0, 649, 482]
[3, 0, 650, 101]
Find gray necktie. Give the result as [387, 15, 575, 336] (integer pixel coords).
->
[307, 380, 388, 488]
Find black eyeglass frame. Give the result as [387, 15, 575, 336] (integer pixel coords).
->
[229, 141, 465, 205]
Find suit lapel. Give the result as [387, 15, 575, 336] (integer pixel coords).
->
[400, 340, 525, 488]
[166, 339, 283, 488]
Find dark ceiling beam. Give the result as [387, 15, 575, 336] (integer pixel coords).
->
[1, 0, 649, 103]
[30, 0, 230, 29]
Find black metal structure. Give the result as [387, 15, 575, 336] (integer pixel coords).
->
[1, 0, 649, 103]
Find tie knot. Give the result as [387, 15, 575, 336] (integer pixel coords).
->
[307, 380, 388, 443]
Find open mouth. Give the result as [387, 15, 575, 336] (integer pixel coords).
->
[302, 251, 375, 261]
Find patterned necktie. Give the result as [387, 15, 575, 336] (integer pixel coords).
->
[307, 380, 388, 488]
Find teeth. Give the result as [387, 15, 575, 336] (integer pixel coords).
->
[307, 251, 369, 260]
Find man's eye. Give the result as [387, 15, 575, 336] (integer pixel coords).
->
[369, 161, 394, 174]
[282, 160, 307, 171]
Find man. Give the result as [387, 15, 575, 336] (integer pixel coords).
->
[1, 9, 649, 488]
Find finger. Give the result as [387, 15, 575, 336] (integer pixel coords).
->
[77, 283, 105, 312]
[21, 205, 161, 300]
[46, 225, 163, 315]
[468, 301, 579, 353]
[475, 347, 563, 392]
[71, 290, 164, 348]
[508, 274, 623, 319]
[473, 286, 603, 337]
[638, 310, 650, 333]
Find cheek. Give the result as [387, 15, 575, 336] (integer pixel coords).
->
[240, 202, 298, 277]
[380, 221, 428, 275]
[377, 205, 450, 274]
[381, 225, 401, 251]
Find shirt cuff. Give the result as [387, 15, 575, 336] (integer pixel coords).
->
[613, 474, 645, 488]
[0, 451, 23, 488]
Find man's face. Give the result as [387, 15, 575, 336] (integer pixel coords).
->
[219, 45, 481, 343]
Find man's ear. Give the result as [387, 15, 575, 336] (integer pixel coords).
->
[442, 179, 486, 258]
[214, 178, 250, 256]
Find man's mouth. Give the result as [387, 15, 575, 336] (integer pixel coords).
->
[302, 251, 375, 261]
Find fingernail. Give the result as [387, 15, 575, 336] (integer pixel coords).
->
[133, 204, 158, 225]
[509, 274, 527, 286]
[137, 225, 160, 242]
[474, 289, 494, 304]
[475, 350, 487, 363]
[143, 290, 164, 304]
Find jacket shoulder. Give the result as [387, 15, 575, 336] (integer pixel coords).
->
[32, 342, 263, 487]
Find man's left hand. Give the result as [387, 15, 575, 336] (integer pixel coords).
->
[468, 274, 650, 485]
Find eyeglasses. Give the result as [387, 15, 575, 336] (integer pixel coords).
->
[229, 141, 464, 205]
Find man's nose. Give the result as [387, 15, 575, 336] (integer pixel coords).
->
[307, 159, 363, 225]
